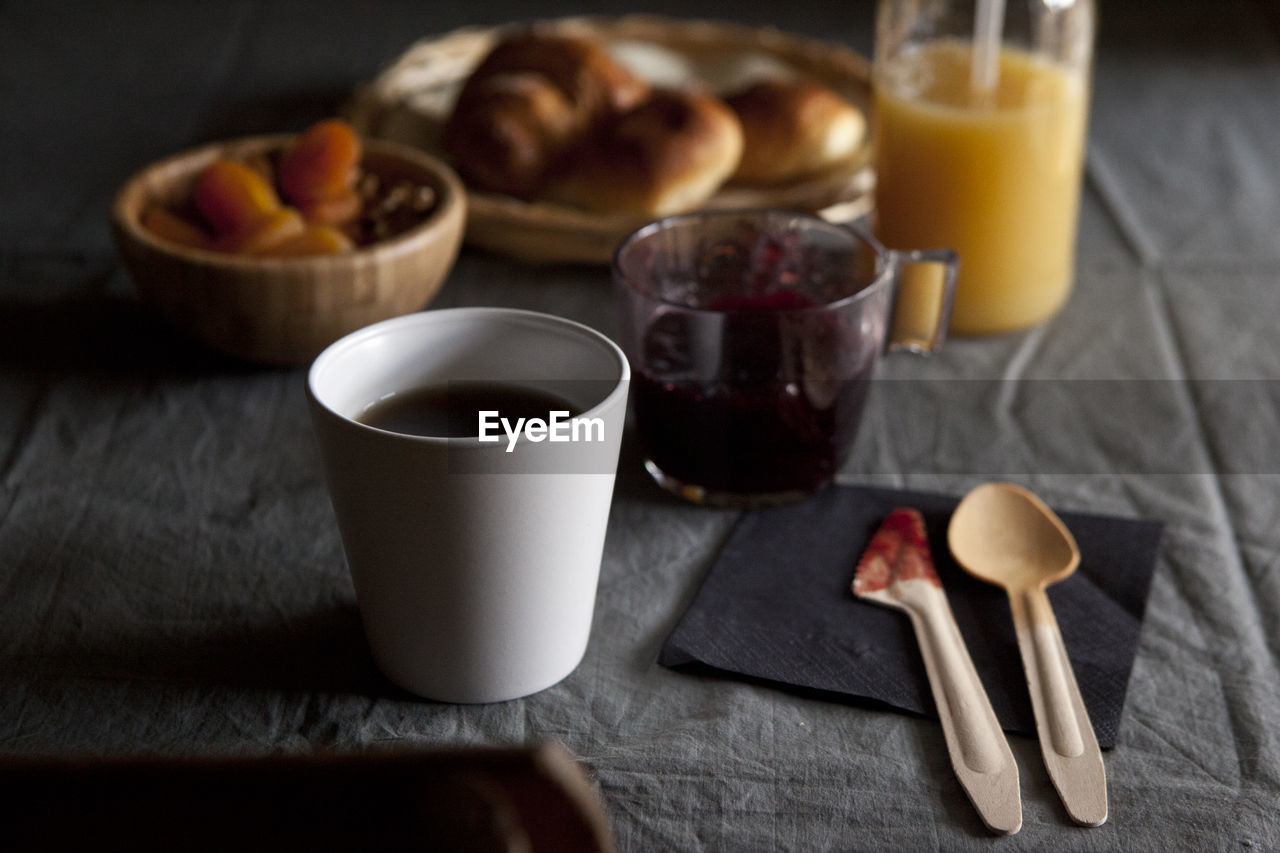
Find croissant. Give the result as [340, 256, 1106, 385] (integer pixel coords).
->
[545, 88, 744, 218]
[442, 31, 649, 198]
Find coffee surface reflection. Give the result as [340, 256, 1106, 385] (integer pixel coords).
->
[358, 382, 581, 438]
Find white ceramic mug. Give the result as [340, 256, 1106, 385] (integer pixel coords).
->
[307, 308, 630, 703]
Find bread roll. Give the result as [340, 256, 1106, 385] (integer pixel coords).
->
[464, 31, 650, 120]
[442, 31, 650, 198]
[546, 89, 743, 218]
[442, 72, 579, 199]
[725, 79, 866, 183]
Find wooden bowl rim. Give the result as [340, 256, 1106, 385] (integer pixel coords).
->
[110, 133, 466, 269]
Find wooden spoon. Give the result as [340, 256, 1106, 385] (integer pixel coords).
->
[854, 508, 1021, 835]
[947, 482, 1108, 827]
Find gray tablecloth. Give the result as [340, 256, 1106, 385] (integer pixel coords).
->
[3, 0, 1278, 849]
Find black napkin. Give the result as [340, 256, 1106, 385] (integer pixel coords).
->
[659, 484, 1163, 748]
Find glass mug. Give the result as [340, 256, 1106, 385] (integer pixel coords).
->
[613, 209, 957, 508]
[873, 0, 1095, 336]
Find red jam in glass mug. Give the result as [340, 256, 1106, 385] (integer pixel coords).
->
[612, 209, 957, 508]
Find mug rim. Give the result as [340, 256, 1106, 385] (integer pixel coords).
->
[307, 307, 631, 447]
[611, 208, 893, 315]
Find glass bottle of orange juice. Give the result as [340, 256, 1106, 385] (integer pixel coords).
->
[873, 0, 1095, 336]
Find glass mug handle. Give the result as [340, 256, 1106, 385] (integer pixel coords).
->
[885, 247, 959, 353]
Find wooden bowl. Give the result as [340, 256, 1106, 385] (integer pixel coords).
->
[111, 134, 466, 366]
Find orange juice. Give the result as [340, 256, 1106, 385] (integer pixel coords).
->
[874, 41, 1089, 335]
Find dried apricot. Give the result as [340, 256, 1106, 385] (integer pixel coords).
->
[214, 208, 305, 255]
[277, 118, 362, 204]
[242, 151, 276, 186]
[259, 224, 354, 257]
[192, 159, 282, 235]
[142, 205, 212, 250]
[296, 187, 363, 227]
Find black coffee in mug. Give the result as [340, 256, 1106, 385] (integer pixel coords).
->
[357, 381, 581, 438]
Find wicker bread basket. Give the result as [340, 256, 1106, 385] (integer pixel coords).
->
[346, 15, 874, 264]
